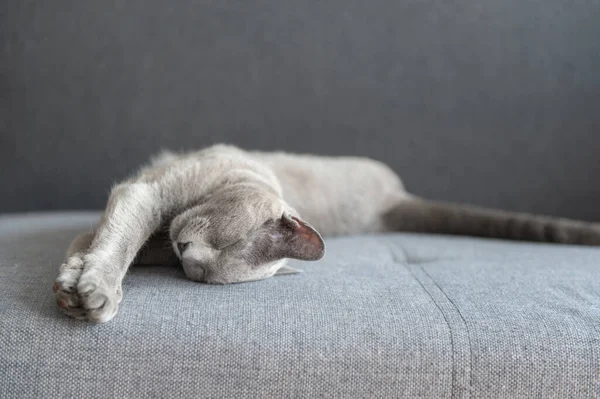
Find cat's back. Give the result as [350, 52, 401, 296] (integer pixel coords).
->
[255, 151, 403, 190]
[138, 144, 273, 183]
[254, 150, 408, 235]
[131, 144, 282, 207]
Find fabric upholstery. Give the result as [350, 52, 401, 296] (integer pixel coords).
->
[1, 212, 598, 398]
[2, 1, 600, 219]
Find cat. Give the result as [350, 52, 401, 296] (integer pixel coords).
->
[53, 144, 600, 323]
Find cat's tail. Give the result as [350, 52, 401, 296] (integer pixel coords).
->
[383, 198, 600, 245]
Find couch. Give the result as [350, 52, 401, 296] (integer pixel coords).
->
[1, 212, 599, 397]
[2, 1, 600, 398]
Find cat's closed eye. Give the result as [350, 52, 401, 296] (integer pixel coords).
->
[177, 242, 191, 254]
[216, 238, 243, 251]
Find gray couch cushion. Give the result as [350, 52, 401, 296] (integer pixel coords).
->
[1, 212, 599, 398]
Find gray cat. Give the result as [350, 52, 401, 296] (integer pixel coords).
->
[54, 144, 600, 322]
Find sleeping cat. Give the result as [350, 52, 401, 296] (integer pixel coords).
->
[54, 144, 600, 322]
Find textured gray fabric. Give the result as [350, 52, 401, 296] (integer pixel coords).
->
[1, 213, 599, 398]
[2, 1, 600, 218]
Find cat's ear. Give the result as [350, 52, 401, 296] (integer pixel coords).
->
[275, 214, 325, 261]
[244, 214, 325, 265]
[246, 214, 325, 264]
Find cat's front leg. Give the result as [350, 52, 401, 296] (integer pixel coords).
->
[55, 182, 162, 323]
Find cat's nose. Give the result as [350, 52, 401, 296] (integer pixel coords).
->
[177, 242, 191, 255]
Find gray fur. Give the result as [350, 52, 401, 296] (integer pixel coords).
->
[54, 144, 600, 322]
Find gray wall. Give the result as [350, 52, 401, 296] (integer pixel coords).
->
[2, 1, 600, 219]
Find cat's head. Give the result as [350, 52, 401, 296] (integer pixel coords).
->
[168, 187, 325, 284]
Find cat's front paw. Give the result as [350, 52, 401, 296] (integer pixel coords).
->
[53, 257, 122, 323]
[76, 269, 122, 323]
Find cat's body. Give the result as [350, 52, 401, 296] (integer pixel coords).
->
[143, 145, 407, 236]
[54, 144, 600, 323]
